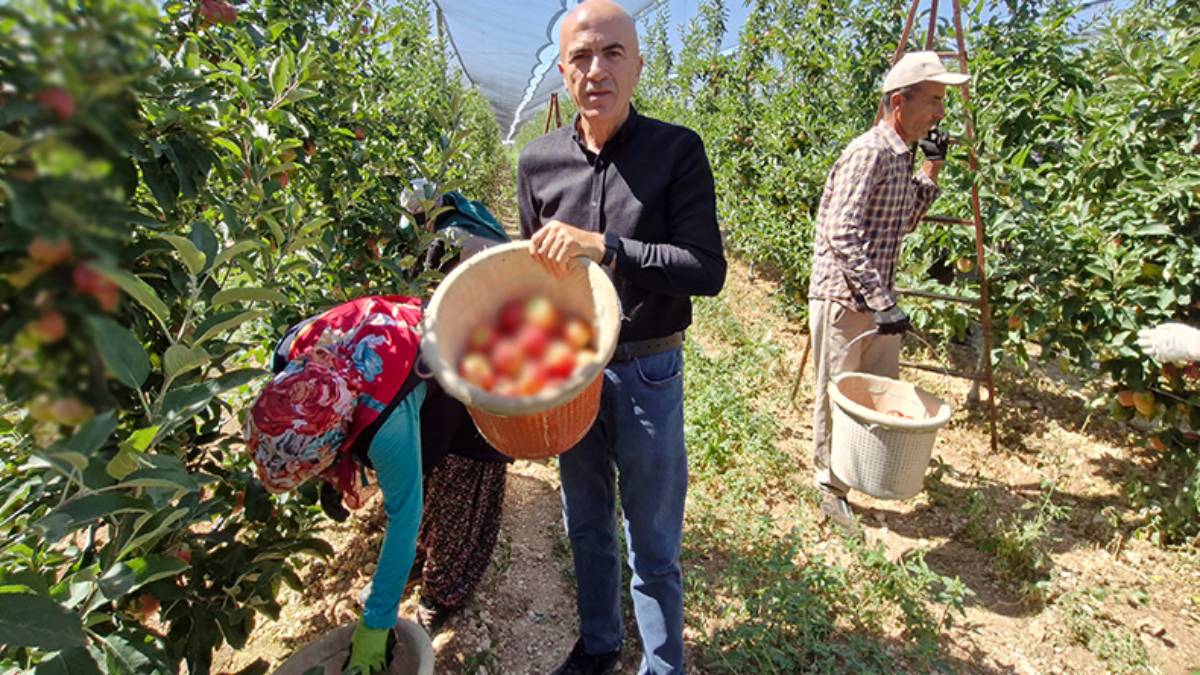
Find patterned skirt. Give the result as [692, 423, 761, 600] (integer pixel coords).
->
[413, 454, 507, 608]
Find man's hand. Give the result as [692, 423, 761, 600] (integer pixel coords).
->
[529, 220, 605, 278]
[1137, 322, 1200, 363]
[918, 128, 950, 162]
[873, 304, 912, 336]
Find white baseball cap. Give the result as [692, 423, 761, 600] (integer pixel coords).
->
[882, 51, 970, 93]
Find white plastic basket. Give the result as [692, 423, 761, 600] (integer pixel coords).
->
[828, 362, 952, 500]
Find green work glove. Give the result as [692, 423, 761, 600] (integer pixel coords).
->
[347, 620, 390, 674]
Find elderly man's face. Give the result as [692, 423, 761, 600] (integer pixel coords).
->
[895, 81, 947, 141]
[558, 4, 643, 127]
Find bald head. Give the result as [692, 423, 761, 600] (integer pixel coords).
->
[558, 0, 643, 144]
[560, 0, 639, 61]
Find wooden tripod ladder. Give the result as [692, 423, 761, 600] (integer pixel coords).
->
[790, 0, 999, 451]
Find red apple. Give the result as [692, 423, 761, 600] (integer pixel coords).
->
[199, 0, 237, 25]
[133, 593, 160, 621]
[354, 127, 366, 141]
[498, 299, 526, 334]
[517, 323, 551, 358]
[543, 340, 576, 379]
[516, 363, 549, 396]
[575, 348, 597, 372]
[459, 351, 495, 391]
[26, 237, 72, 266]
[492, 378, 519, 397]
[73, 262, 119, 312]
[490, 338, 524, 377]
[174, 547, 192, 564]
[1116, 390, 1135, 408]
[468, 324, 499, 354]
[1132, 391, 1156, 417]
[563, 317, 593, 350]
[525, 296, 561, 331]
[50, 397, 91, 426]
[30, 310, 66, 343]
[36, 87, 76, 121]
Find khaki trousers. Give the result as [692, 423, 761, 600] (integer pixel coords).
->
[809, 299, 901, 497]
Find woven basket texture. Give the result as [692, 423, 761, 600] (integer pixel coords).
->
[828, 373, 952, 500]
[421, 241, 620, 459]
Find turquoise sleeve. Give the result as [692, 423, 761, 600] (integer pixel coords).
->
[361, 382, 426, 629]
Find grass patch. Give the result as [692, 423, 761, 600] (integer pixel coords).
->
[1058, 588, 1155, 674]
[681, 296, 972, 673]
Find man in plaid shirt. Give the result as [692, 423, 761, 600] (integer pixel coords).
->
[809, 52, 969, 527]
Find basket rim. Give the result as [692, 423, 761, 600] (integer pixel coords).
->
[828, 372, 952, 431]
[420, 240, 620, 417]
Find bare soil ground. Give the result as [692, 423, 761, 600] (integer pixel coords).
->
[216, 257, 1200, 674]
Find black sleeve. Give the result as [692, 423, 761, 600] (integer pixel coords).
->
[613, 131, 726, 297]
[517, 149, 540, 240]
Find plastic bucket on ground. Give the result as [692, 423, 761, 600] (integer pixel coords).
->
[421, 241, 620, 460]
[271, 619, 433, 675]
[828, 372, 952, 500]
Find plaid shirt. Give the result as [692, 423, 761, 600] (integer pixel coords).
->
[808, 122, 940, 312]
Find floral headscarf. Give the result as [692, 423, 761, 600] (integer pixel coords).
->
[244, 347, 362, 493]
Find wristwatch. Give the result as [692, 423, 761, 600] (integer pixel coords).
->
[600, 231, 619, 267]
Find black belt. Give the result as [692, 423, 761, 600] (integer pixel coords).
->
[611, 331, 685, 362]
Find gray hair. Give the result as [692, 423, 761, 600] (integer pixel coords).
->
[882, 84, 920, 114]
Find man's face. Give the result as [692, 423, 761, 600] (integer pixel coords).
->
[558, 9, 643, 126]
[896, 81, 947, 141]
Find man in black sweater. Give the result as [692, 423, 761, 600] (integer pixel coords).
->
[516, 2, 725, 673]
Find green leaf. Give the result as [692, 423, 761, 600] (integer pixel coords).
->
[120, 458, 200, 491]
[161, 235, 206, 276]
[100, 631, 171, 675]
[157, 368, 266, 435]
[92, 263, 170, 332]
[213, 240, 265, 269]
[58, 411, 119, 457]
[107, 449, 140, 480]
[0, 591, 86, 650]
[33, 646, 103, 675]
[190, 221, 220, 273]
[192, 310, 266, 347]
[164, 343, 210, 378]
[122, 426, 160, 453]
[211, 137, 243, 160]
[36, 493, 148, 542]
[220, 203, 246, 236]
[270, 51, 294, 97]
[211, 287, 289, 308]
[86, 316, 150, 389]
[98, 555, 189, 600]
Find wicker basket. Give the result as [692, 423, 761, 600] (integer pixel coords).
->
[272, 619, 433, 675]
[421, 241, 620, 460]
[828, 372, 952, 500]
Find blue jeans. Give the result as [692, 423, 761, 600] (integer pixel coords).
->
[559, 346, 687, 675]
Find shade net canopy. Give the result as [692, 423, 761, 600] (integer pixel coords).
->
[434, 1, 659, 141]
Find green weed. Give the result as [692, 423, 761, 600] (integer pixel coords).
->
[1058, 588, 1156, 674]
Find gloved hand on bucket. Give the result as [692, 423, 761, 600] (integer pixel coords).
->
[1137, 322, 1200, 364]
[873, 304, 912, 336]
[347, 620, 391, 674]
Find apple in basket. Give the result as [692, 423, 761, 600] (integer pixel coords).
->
[458, 294, 597, 396]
